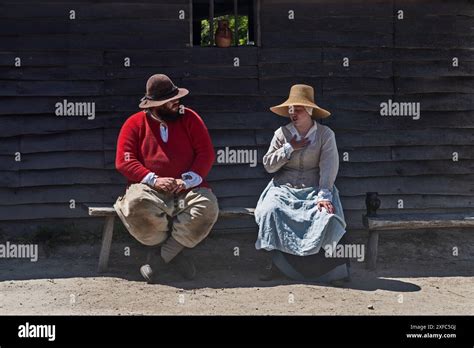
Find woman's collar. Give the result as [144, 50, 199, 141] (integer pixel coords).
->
[285, 120, 318, 139]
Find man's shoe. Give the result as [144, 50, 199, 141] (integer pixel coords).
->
[140, 263, 155, 284]
[140, 245, 163, 284]
[169, 253, 196, 280]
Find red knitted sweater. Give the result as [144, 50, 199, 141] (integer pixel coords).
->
[115, 108, 215, 190]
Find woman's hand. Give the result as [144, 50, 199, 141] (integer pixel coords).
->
[289, 135, 310, 150]
[317, 200, 335, 214]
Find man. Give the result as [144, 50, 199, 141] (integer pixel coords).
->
[114, 74, 219, 282]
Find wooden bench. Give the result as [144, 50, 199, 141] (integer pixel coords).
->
[89, 206, 255, 272]
[362, 192, 474, 270]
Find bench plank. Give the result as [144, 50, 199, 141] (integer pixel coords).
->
[363, 213, 474, 230]
[218, 208, 255, 217]
[89, 206, 116, 216]
[88, 206, 256, 217]
[363, 211, 474, 270]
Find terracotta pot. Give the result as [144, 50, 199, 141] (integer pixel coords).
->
[215, 20, 233, 48]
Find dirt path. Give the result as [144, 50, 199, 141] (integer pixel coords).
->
[0, 230, 473, 315]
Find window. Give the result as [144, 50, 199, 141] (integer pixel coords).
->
[191, 0, 260, 47]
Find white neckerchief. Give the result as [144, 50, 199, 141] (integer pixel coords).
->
[160, 124, 168, 143]
[148, 110, 168, 143]
[286, 120, 318, 143]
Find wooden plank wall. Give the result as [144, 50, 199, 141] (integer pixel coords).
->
[256, 0, 474, 232]
[0, 0, 472, 234]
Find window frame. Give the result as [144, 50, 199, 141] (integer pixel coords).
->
[189, 0, 261, 47]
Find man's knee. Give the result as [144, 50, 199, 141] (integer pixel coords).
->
[135, 229, 168, 246]
[170, 188, 219, 247]
[115, 183, 172, 246]
[188, 188, 219, 222]
[117, 184, 172, 218]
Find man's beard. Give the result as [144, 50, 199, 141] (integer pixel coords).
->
[154, 105, 181, 122]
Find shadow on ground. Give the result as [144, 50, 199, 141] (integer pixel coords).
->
[4, 229, 473, 293]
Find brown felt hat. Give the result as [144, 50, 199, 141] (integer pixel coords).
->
[270, 84, 331, 119]
[139, 74, 189, 109]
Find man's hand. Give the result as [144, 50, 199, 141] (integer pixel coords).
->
[289, 135, 310, 150]
[153, 177, 178, 192]
[317, 200, 335, 214]
[171, 179, 187, 194]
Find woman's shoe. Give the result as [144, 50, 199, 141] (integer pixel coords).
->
[259, 261, 283, 281]
[327, 263, 351, 287]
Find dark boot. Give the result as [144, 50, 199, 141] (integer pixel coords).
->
[169, 252, 196, 280]
[259, 251, 282, 281]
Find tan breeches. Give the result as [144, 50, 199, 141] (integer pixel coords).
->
[114, 183, 219, 248]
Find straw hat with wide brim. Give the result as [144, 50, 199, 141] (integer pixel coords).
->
[139, 74, 189, 109]
[270, 84, 331, 119]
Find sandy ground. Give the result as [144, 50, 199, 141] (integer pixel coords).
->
[0, 229, 473, 315]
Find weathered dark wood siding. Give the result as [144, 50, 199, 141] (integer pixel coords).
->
[0, 0, 472, 234]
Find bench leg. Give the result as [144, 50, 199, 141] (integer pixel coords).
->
[366, 230, 379, 270]
[98, 216, 115, 273]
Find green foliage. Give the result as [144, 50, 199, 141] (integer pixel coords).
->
[201, 15, 249, 46]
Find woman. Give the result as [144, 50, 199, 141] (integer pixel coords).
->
[255, 84, 350, 283]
